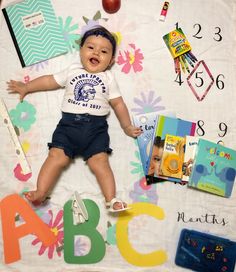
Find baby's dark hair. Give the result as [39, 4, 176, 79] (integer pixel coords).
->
[80, 26, 117, 56]
[154, 136, 164, 148]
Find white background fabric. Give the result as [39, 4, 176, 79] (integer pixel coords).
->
[0, 0, 236, 271]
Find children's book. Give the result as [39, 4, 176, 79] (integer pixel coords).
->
[188, 139, 236, 198]
[160, 134, 185, 179]
[175, 229, 236, 272]
[133, 112, 158, 175]
[2, 0, 68, 67]
[182, 136, 199, 182]
[133, 111, 175, 175]
[146, 115, 196, 185]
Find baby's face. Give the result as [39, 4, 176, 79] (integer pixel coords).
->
[148, 145, 164, 176]
[80, 35, 114, 73]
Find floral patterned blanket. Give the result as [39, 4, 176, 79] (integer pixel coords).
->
[0, 0, 236, 271]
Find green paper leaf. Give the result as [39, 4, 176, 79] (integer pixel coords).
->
[83, 16, 89, 24]
[93, 11, 101, 21]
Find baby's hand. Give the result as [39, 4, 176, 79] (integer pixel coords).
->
[123, 125, 143, 138]
[7, 80, 28, 101]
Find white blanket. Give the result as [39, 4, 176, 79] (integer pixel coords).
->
[0, 0, 236, 271]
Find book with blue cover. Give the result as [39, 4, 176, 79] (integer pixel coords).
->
[133, 111, 175, 175]
[188, 139, 236, 198]
[133, 112, 158, 175]
[2, 0, 68, 67]
[146, 115, 196, 184]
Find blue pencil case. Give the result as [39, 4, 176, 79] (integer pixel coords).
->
[175, 229, 236, 272]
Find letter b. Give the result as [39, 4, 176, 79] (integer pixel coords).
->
[63, 198, 105, 264]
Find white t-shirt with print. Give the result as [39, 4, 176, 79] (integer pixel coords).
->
[53, 63, 121, 116]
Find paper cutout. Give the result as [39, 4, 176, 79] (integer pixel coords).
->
[116, 202, 167, 266]
[63, 199, 106, 264]
[1, 196, 167, 265]
[0, 194, 56, 264]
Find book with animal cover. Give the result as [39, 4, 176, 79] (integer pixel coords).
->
[2, 0, 68, 67]
[160, 134, 185, 179]
[182, 136, 199, 182]
[188, 139, 236, 198]
[146, 115, 196, 185]
[133, 111, 176, 175]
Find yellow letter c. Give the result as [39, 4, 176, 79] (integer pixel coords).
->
[116, 202, 167, 267]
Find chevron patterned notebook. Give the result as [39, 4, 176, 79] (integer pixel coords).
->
[2, 0, 68, 67]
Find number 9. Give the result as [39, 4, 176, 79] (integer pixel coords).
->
[218, 122, 227, 137]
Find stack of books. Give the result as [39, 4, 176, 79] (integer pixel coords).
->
[133, 113, 196, 184]
[133, 112, 236, 197]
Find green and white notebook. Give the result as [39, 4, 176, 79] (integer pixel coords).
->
[2, 0, 68, 67]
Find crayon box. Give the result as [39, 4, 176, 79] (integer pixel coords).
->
[163, 28, 192, 58]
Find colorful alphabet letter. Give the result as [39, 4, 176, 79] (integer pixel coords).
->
[116, 202, 167, 266]
[63, 198, 106, 263]
[0, 194, 56, 264]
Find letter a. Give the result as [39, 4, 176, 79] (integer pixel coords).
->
[0, 194, 56, 264]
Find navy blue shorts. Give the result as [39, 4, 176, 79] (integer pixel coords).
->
[48, 112, 112, 160]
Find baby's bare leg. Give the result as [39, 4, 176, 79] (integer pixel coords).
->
[87, 152, 127, 210]
[25, 148, 71, 204]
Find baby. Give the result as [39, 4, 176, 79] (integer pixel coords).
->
[7, 26, 142, 212]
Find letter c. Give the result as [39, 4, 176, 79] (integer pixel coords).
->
[116, 202, 167, 267]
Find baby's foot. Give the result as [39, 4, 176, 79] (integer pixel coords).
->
[112, 201, 127, 210]
[24, 190, 48, 206]
[106, 198, 131, 213]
